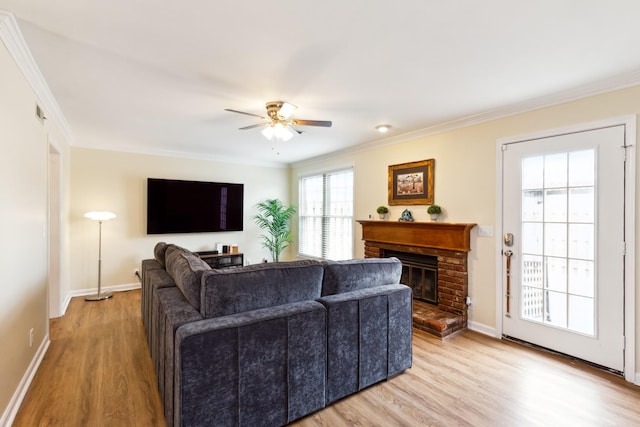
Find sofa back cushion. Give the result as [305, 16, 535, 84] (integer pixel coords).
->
[200, 260, 324, 318]
[153, 241, 169, 267]
[165, 247, 211, 310]
[321, 257, 402, 296]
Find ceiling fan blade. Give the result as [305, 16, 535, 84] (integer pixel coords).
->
[239, 123, 267, 130]
[291, 127, 304, 135]
[224, 108, 267, 119]
[291, 119, 332, 127]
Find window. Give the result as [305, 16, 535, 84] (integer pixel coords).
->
[299, 168, 354, 260]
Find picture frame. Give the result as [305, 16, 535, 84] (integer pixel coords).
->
[388, 159, 434, 206]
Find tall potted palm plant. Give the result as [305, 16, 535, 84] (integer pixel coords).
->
[253, 199, 297, 262]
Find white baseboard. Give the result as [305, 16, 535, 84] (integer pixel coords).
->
[0, 335, 50, 427]
[67, 282, 141, 298]
[467, 320, 498, 338]
[60, 293, 72, 316]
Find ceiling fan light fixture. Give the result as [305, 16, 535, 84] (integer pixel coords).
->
[276, 123, 294, 141]
[262, 125, 275, 140]
[262, 122, 294, 142]
[278, 102, 297, 119]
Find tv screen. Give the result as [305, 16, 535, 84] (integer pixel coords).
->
[147, 178, 244, 234]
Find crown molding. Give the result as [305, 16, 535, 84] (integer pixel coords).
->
[293, 70, 640, 169]
[72, 142, 289, 169]
[0, 11, 75, 144]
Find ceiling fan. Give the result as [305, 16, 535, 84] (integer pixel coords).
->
[225, 101, 332, 142]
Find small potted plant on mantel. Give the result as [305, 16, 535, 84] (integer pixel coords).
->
[427, 204, 442, 221]
[376, 205, 389, 220]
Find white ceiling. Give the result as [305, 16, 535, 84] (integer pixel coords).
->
[2, 1, 640, 166]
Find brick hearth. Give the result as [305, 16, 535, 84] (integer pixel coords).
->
[358, 220, 476, 338]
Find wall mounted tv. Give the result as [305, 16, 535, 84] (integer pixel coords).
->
[147, 178, 244, 234]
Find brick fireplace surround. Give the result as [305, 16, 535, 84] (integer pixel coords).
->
[358, 220, 476, 338]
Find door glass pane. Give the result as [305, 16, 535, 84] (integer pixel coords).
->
[522, 190, 543, 221]
[568, 259, 594, 297]
[522, 255, 543, 288]
[544, 189, 567, 222]
[522, 156, 543, 189]
[546, 291, 567, 328]
[522, 222, 543, 254]
[569, 223, 594, 260]
[522, 287, 543, 321]
[544, 153, 567, 188]
[520, 149, 596, 336]
[546, 257, 566, 292]
[569, 187, 594, 222]
[569, 150, 595, 187]
[569, 295, 595, 335]
[544, 223, 566, 257]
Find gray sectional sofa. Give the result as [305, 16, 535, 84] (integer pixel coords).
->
[141, 242, 412, 427]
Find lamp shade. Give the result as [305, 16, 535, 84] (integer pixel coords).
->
[84, 211, 116, 221]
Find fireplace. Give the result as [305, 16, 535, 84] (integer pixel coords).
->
[358, 220, 476, 338]
[384, 250, 438, 304]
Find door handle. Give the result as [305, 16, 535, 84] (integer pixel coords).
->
[504, 249, 513, 318]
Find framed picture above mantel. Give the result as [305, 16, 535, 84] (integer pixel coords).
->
[388, 159, 434, 206]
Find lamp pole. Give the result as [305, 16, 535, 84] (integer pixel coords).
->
[84, 211, 116, 301]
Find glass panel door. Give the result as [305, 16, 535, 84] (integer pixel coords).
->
[502, 125, 625, 372]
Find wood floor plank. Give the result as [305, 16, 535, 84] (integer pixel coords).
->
[12, 290, 640, 426]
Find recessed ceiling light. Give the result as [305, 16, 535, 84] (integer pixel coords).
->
[376, 124, 391, 133]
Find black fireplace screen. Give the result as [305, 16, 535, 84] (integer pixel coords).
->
[384, 251, 438, 304]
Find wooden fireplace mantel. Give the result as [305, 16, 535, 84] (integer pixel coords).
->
[357, 220, 477, 252]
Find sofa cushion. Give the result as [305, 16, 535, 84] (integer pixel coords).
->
[200, 260, 324, 318]
[153, 241, 169, 267]
[321, 257, 402, 296]
[166, 247, 211, 311]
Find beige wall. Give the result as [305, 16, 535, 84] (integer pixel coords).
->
[291, 85, 640, 376]
[0, 38, 72, 419]
[69, 148, 291, 292]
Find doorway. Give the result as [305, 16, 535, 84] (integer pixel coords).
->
[496, 117, 636, 381]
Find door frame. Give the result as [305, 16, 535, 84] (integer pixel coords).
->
[48, 138, 64, 318]
[494, 115, 636, 383]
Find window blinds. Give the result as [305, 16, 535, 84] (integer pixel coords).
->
[299, 168, 354, 260]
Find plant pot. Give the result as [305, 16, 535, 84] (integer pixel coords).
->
[430, 213, 439, 221]
[378, 213, 387, 220]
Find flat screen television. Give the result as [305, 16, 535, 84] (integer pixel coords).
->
[147, 178, 244, 234]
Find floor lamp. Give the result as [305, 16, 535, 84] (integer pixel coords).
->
[84, 211, 116, 301]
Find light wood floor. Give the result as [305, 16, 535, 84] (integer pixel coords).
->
[13, 290, 640, 427]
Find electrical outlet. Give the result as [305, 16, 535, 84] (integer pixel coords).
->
[134, 268, 140, 276]
[29, 328, 34, 347]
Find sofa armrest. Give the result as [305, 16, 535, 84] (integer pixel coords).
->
[157, 287, 203, 425]
[174, 301, 327, 427]
[318, 284, 412, 403]
[141, 259, 163, 327]
[146, 268, 176, 350]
